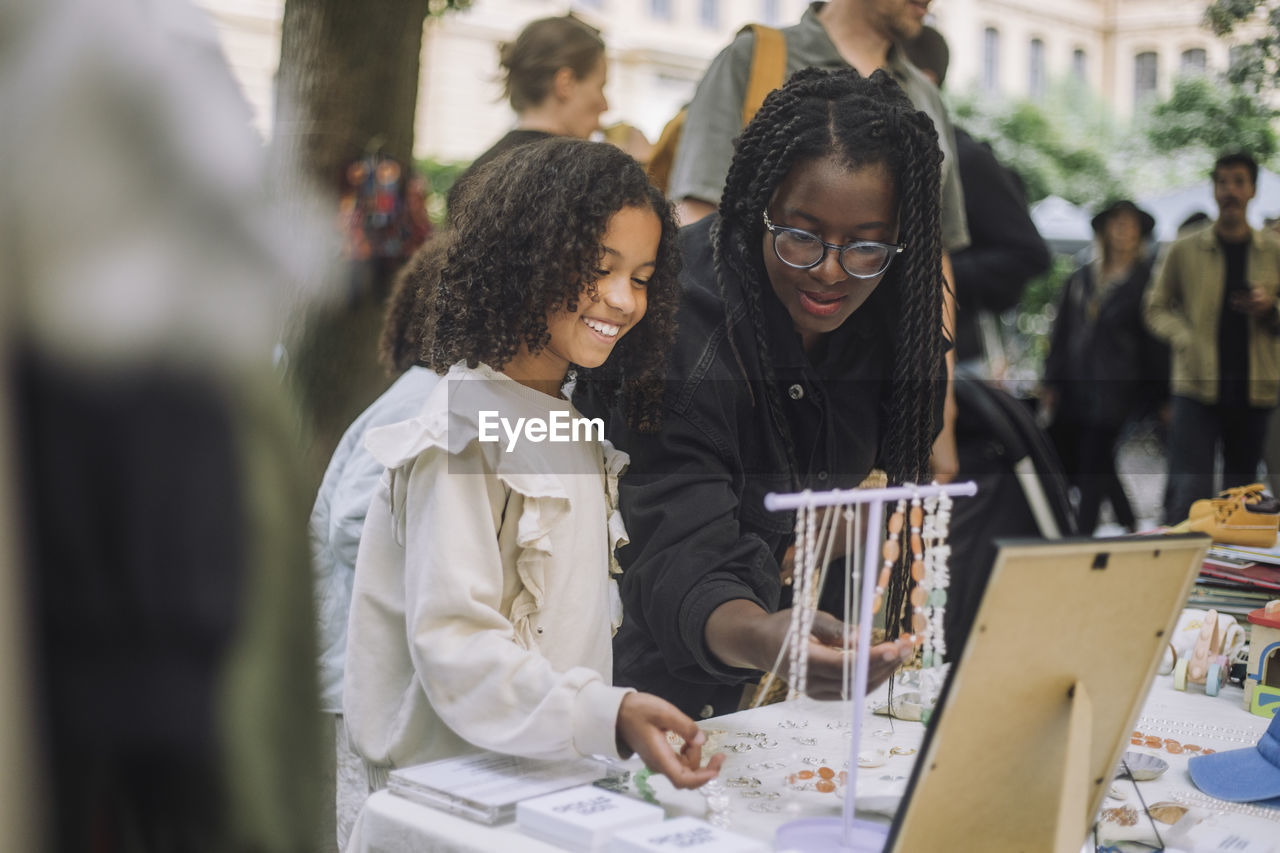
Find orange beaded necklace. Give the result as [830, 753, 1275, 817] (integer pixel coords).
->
[872, 492, 925, 646]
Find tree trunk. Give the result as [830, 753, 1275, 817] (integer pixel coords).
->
[272, 0, 432, 497]
[274, 0, 429, 189]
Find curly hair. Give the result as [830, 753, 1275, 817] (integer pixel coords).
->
[379, 232, 453, 373]
[715, 67, 947, 638]
[422, 137, 681, 430]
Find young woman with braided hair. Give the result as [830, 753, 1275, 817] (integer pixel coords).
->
[582, 67, 947, 720]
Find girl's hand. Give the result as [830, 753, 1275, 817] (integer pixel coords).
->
[616, 693, 725, 790]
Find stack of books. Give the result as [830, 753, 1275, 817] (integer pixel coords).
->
[1193, 544, 1280, 617]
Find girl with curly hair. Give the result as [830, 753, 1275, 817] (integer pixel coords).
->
[595, 68, 947, 720]
[341, 138, 721, 835]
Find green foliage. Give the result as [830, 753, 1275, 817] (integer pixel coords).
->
[427, 0, 472, 17]
[1204, 0, 1280, 89]
[1145, 74, 1277, 158]
[416, 157, 468, 225]
[1205, 0, 1270, 34]
[1022, 253, 1077, 319]
[950, 84, 1127, 207]
[1005, 253, 1076, 377]
[949, 65, 1277, 210]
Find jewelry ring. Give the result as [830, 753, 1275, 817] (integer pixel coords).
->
[857, 749, 887, 768]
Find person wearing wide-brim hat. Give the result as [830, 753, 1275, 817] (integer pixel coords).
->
[1090, 198, 1156, 238]
[1043, 198, 1170, 532]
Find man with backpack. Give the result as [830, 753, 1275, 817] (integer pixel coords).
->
[665, 0, 967, 260]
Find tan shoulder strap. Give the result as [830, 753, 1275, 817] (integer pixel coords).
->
[645, 109, 686, 189]
[741, 24, 786, 126]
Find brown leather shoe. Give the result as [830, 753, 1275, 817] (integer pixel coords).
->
[1187, 494, 1280, 547]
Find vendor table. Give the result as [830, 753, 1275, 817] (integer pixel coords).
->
[345, 676, 1276, 853]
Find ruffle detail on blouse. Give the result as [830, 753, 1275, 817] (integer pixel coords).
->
[501, 474, 570, 649]
[601, 439, 630, 634]
[363, 363, 580, 650]
[364, 408, 450, 548]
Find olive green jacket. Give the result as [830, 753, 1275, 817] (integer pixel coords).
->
[1143, 224, 1280, 407]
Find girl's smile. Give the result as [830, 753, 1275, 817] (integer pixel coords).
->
[504, 203, 660, 395]
[581, 315, 622, 339]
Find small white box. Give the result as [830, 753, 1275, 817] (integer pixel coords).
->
[608, 816, 770, 853]
[387, 752, 621, 824]
[517, 785, 665, 852]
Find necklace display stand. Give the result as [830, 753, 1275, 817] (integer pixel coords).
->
[762, 481, 978, 853]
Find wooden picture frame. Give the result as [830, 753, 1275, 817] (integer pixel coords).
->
[887, 534, 1210, 853]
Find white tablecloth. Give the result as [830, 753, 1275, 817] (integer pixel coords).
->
[346, 676, 1277, 852]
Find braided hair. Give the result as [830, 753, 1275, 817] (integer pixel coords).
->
[715, 66, 947, 637]
[422, 137, 681, 431]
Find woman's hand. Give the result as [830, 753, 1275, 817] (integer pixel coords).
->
[775, 611, 914, 699]
[616, 693, 725, 789]
[706, 601, 914, 700]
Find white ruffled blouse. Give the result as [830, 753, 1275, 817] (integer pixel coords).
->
[342, 362, 632, 787]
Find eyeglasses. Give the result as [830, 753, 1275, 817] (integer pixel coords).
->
[763, 211, 903, 279]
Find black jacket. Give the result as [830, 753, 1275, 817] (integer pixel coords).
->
[1044, 257, 1169, 427]
[580, 216, 899, 719]
[446, 129, 554, 215]
[950, 128, 1051, 364]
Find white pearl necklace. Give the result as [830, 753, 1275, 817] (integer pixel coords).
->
[921, 486, 951, 666]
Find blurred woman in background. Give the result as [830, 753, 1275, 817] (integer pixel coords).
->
[446, 14, 608, 212]
[1044, 199, 1168, 533]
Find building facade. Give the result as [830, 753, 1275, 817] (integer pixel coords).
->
[933, 0, 1241, 116]
[198, 0, 1252, 163]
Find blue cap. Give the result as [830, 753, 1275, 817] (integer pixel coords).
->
[1187, 711, 1280, 802]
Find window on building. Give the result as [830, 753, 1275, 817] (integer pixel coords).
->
[699, 0, 718, 28]
[983, 27, 1000, 92]
[1181, 48, 1207, 75]
[762, 0, 780, 25]
[1029, 38, 1046, 99]
[1072, 48, 1086, 80]
[650, 0, 672, 20]
[1134, 51, 1158, 104]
